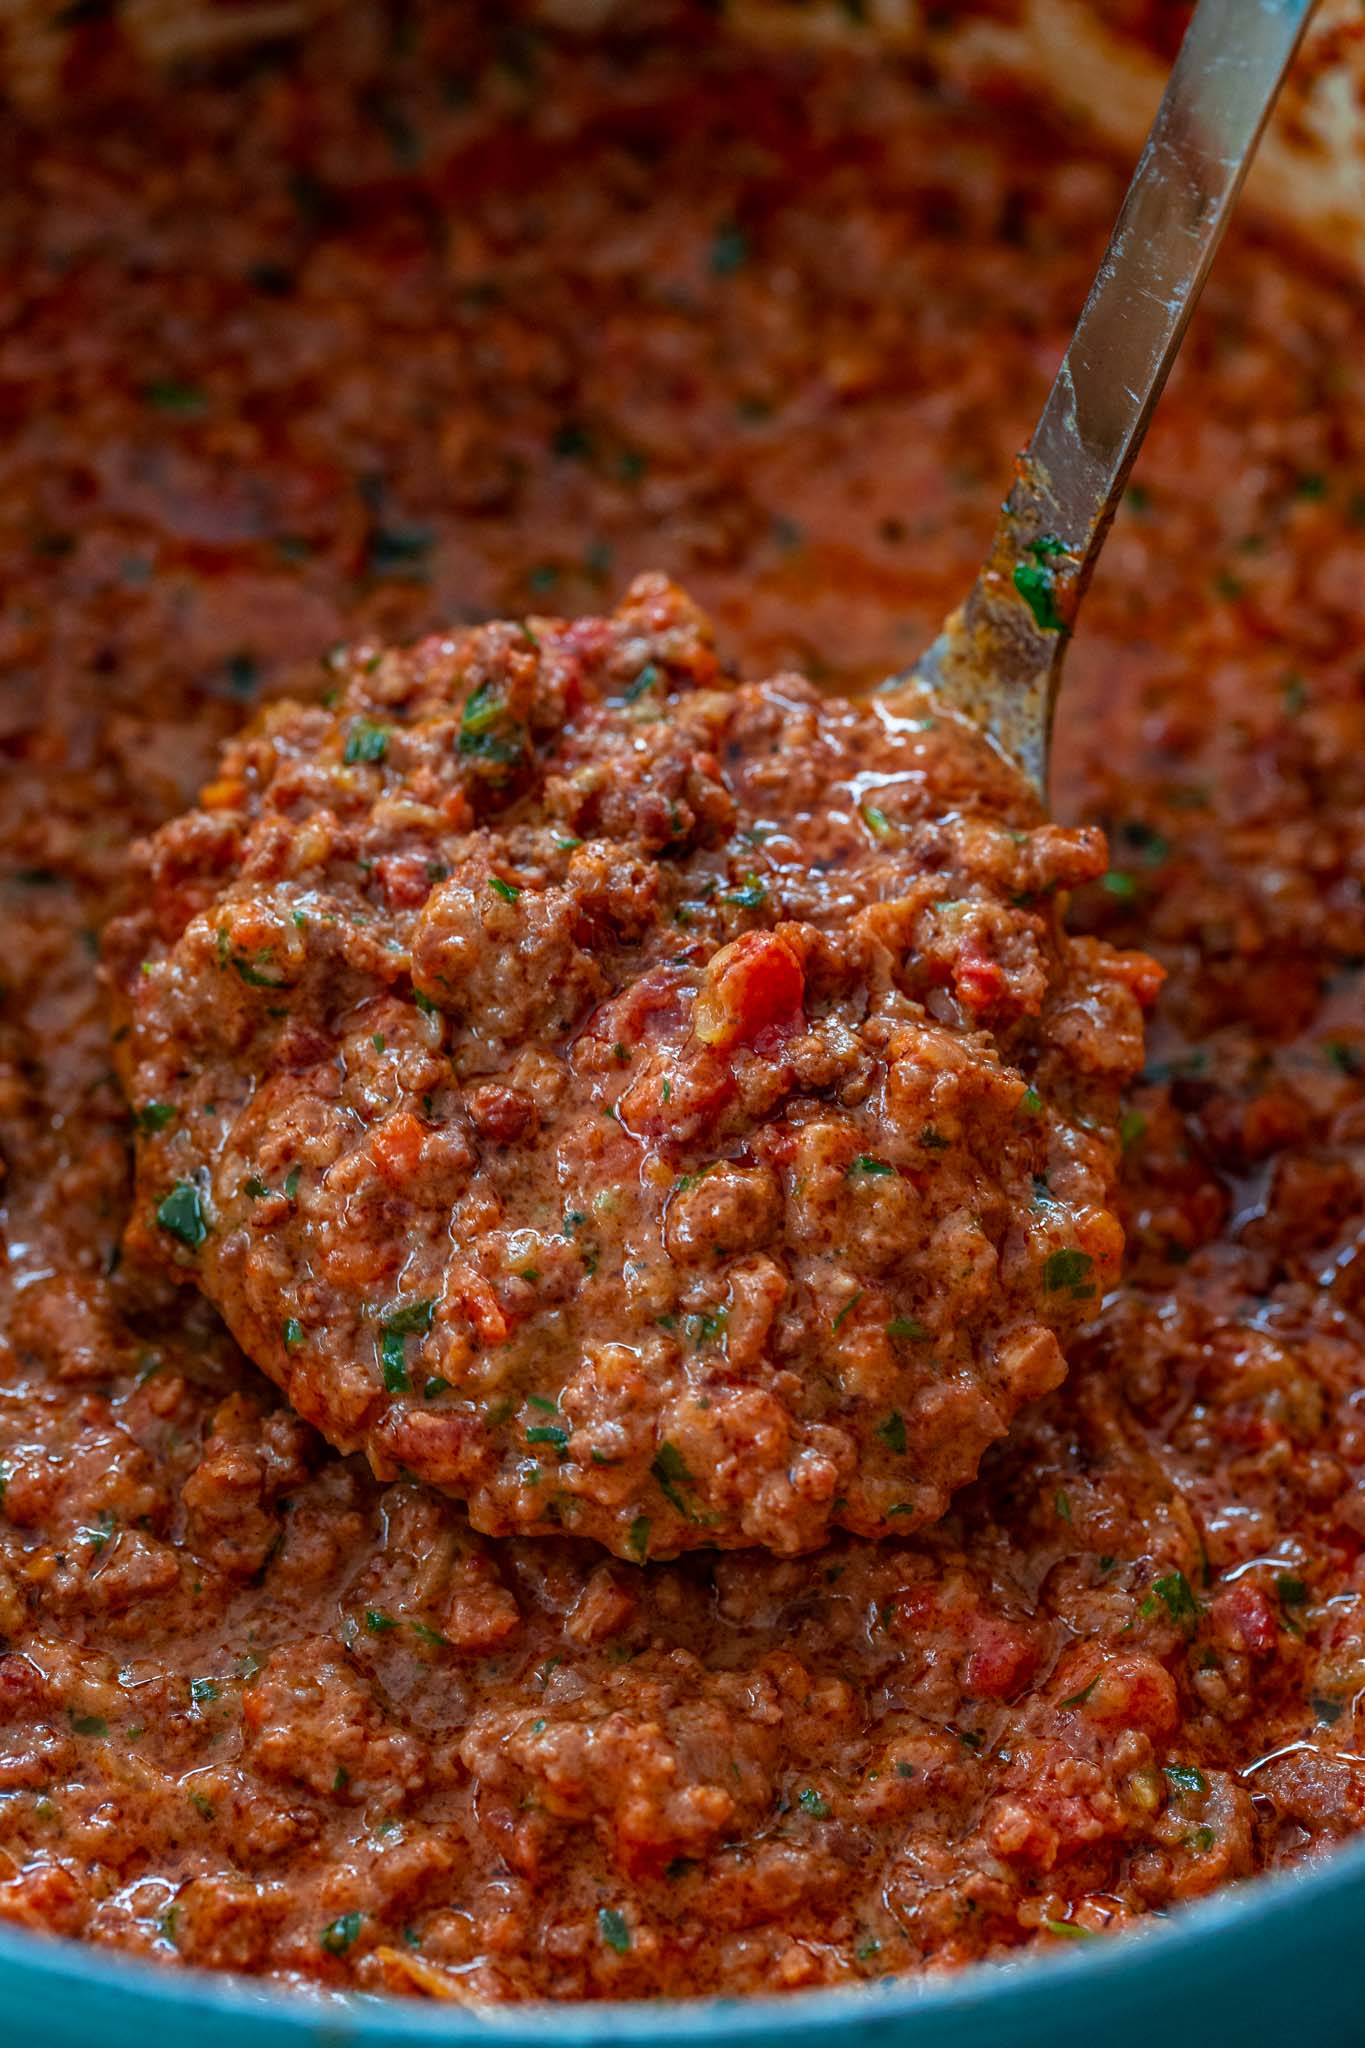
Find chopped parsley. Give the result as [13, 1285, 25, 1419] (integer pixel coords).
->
[379, 1296, 435, 1393]
[157, 1181, 207, 1249]
[320, 1911, 362, 1955]
[459, 681, 526, 769]
[226, 945, 290, 990]
[685, 1307, 728, 1350]
[652, 1441, 698, 1517]
[488, 875, 522, 903]
[598, 1907, 632, 1953]
[709, 221, 749, 276]
[848, 1155, 894, 1178]
[876, 1411, 908, 1455]
[1144, 1571, 1199, 1628]
[142, 378, 207, 416]
[831, 1289, 863, 1333]
[723, 874, 767, 910]
[343, 719, 389, 765]
[1013, 533, 1070, 634]
[1043, 1247, 1094, 1294]
[620, 662, 659, 705]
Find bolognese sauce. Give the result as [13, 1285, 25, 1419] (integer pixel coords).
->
[0, 0, 1363, 2006]
[108, 575, 1151, 1558]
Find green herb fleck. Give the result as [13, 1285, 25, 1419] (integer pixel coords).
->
[709, 222, 749, 275]
[876, 1411, 908, 1455]
[320, 1911, 362, 1955]
[386, 1297, 436, 1337]
[621, 662, 659, 705]
[380, 1329, 411, 1393]
[229, 949, 289, 990]
[343, 719, 389, 766]
[831, 1289, 864, 1333]
[723, 875, 767, 910]
[598, 1907, 632, 1954]
[1144, 1571, 1199, 1628]
[1043, 1247, 1094, 1293]
[652, 1441, 697, 1517]
[157, 1182, 207, 1249]
[1013, 536, 1070, 633]
[143, 379, 208, 416]
[459, 681, 526, 769]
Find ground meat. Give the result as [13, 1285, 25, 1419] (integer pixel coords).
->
[108, 577, 1154, 1558]
[1, 0, 1364, 2010]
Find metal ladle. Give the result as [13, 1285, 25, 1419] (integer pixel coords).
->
[904, 0, 1318, 795]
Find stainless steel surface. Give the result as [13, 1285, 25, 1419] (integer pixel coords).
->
[908, 0, 1318, 796]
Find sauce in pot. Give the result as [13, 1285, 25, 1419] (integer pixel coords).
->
[0, 2, 1362, 2003]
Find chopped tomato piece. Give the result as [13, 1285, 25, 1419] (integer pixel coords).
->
[693, 931, 804, 1051]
